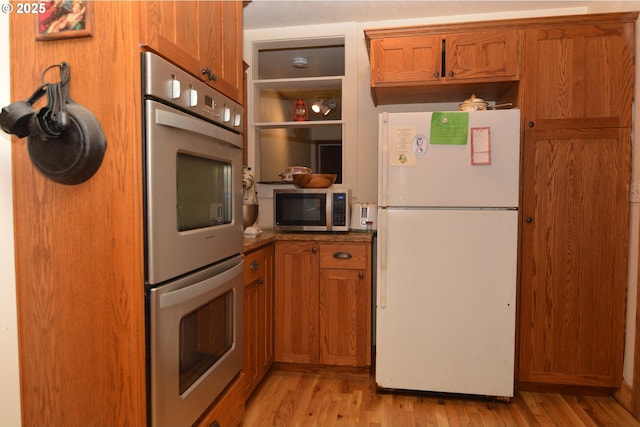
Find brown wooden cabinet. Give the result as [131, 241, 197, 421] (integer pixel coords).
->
[274, 240, 371, 367]
[140, 0, 243, 102]
[318, 243, 371, 367]
[517, 13, 636, 389]
[444, 31, 520, 81]
[8, 2, 245, 425]
[519, 127, 631, 388]
[365, 26, 521, 104]
[193, 373, 246, 427]
[369, 30, 519, 84]
[274, 241, 319, 364]
[243, 244, 274, 398]
[369, 34, 442, 85]
[521, 19, 634, 130]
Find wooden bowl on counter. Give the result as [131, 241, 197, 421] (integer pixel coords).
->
[292, 173, 337, 188]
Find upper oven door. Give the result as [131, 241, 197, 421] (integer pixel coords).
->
[145, 100, 243, 285]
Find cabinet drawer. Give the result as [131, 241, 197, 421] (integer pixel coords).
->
[319, 243, 368, 270]
[244, 248, 266, 284]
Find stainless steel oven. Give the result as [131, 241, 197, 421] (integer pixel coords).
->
[143, 53, 243, 286]
[142, 52, 244, 427]
[147, 255, 243, 427]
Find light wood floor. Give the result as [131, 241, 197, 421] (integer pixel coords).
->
[241, 368, 640, 427]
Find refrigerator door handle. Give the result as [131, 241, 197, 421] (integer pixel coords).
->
[378, 112, 389, 208]
[378, 207, 387, 308]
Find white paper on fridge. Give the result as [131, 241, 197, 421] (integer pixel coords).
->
[390, 126, 417, 166]
[471, 126, 491, 165]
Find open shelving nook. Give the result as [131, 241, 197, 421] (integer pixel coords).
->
[249, 36, 346, 183]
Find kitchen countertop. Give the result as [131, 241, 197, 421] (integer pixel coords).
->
[242, 228, 376, 253]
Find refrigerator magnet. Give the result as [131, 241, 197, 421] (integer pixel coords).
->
[390, 126, 417, 166]
[412, 134, 428, 157]
[430, 112, 469, 145]
[471, 127, 491, 165]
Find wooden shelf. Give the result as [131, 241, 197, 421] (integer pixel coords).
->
[253, 120, 342, 128]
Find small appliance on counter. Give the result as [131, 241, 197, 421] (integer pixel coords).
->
[273, 188, 350, 232]
[243, 167, 261, 235]
[350, 202, 377, 231]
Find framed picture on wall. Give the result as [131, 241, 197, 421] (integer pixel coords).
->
[36, 0, 92, 41]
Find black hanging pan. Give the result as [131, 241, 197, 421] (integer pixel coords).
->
[27, 101, 107, 185]
[0, 62, 107, 185]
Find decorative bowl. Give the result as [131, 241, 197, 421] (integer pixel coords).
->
[292, 173, 337, 188]
[279, 165, 312, 182]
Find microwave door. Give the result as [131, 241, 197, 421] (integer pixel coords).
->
[274, 191, 328, 231]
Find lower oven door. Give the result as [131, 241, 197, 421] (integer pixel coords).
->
[148, 255, 244, 427]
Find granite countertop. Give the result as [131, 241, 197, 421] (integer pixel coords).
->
[242, 228, 376, 253]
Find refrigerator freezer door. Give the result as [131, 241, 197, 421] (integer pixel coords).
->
[376, 207, 517, 397]
[379, 110, 520, 208]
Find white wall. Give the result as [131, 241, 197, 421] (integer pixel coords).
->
[0, 8, 22, 427]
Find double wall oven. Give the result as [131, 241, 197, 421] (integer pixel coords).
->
[142, 52, 244, 427]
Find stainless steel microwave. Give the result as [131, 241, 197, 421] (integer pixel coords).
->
[273, 188, 351, 232]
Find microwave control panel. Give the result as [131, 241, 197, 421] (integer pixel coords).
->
[332, 193, 348, 227]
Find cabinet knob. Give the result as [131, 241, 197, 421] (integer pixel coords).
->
[526, 217, 533, 223]
[528, 121, 535, 128]
[448, 70, 454, 77]
[312, 246, 318, 254]
[359, 272, 364, 279]
[333, 251, 352, 260]
[250, 260, 260, 270]
[433, 71, 440, 78]
[257, 278, 264, 286]
[201, 68, 217, 81]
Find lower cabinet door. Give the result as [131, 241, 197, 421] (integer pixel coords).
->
[274, 241, 319, 364]
[319, 268, 371, 367]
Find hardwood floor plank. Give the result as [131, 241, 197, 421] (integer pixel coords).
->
[241, 369, 640, 427]
[412, 396, 443, 427]
[581, 394, 640, 427]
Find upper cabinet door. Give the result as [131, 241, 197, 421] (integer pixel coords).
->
[365, 27, 521, 105]
[140, 0, 243, 102]
[445, 30, 520, 80]
[523, 21, 635, 129]
[139, 2, 202, 73]
[370, 35, 442, 85]
[199, 0, 243, 102]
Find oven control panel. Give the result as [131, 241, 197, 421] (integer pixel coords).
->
[142, 52, 243, 132]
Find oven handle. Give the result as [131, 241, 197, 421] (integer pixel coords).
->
[159, 256, 243, 309]
[155, 107, 243, 151]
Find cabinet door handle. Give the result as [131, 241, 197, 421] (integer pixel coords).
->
[333, 251, 352, 260]
[250, 260, 260, 270]
[201, 68, 217, 81]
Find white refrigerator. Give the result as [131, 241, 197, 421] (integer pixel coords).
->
[376, 109, 520, 398]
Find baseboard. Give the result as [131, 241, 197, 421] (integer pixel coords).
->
[614, 381, 633, 414]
